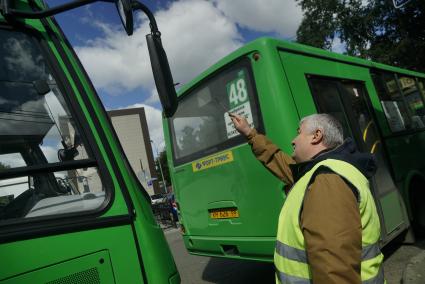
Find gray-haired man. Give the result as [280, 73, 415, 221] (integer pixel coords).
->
[230, 113, 384, 284]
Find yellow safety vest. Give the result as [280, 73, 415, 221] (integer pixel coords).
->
[274, 159, 384, 284]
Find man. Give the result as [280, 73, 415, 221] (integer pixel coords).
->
[230, 113, 384, 284]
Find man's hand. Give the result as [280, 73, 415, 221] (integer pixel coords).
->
[229, 113, 252, 137]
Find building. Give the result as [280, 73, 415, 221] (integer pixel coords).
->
[108, 108, 159, 196]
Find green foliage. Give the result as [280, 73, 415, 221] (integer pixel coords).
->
[296, 0, 425, 72]
[296, 0, 341, 50]
[0, 162, 10, 170]
[155, 150, 171, 187]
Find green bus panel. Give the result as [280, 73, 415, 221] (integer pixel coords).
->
[182, 235, 276, 262]
[1, 226, 143, 283]
[3, 251, 114, 284]
[379, 191, 405, 235]
[384, 135, 425, 183]
[172, 146, 284, 236]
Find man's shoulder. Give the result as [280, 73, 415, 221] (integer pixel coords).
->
[308, 168, 359, 202]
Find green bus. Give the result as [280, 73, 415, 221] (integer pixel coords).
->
[0, 0, 180, 283]
[164, 37, 425, 262]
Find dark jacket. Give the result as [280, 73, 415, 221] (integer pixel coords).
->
[247, 129, 377, 284]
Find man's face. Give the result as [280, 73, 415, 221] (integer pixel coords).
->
[291, 122, 315, 163]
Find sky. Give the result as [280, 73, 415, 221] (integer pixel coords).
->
[45, 0, 310, 152]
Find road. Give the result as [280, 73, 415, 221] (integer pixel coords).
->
[164, 228, 425, 284]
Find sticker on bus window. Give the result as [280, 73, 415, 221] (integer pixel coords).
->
[225, 70, 254, 138]
[225, 101, 254, 139]
[226, 70, 249, 108]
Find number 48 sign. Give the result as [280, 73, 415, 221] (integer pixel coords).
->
[226, 71, 248, 108]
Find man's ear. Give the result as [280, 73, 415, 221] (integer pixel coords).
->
[312, 129, 323, 145]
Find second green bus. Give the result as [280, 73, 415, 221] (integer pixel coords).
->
[164, 37, 425, 262]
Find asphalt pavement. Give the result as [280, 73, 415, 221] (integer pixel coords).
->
[164, 227, 425, 284]
[383, 237, 425, 284]
[401, 242, 425, 284]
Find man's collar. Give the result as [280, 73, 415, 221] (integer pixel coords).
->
[289, 146, 337, 182]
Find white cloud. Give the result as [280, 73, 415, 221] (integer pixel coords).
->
[331, 36, 346, 54]
[0, 153, 26, 168]
[75, 0, 243, 102]
[40, 145, 60, 163]
[144, 88, 160, 105]
[73, 0, 306, 153]
[213, 0, 302, 39]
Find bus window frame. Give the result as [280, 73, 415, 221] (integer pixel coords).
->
[396, 74, 425, 128]
[0, 23, 117, 235]
[415, 77, 425, 100]
[44, 12, 153, 201]
[306, 74, 404, 196]
[394, 73, 416, 126]
[168, 56, 265, 166]
[371, 70, 425, 137]
[306, 75, 384, 150]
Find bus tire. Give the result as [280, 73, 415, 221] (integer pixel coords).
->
[410, 177, 425, 237]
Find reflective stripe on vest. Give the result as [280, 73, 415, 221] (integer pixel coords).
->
[276, 240, 382, 263]
[274, 159, 384, 284]
[275, 269, 311, 284]
[275, 264, 385, 284]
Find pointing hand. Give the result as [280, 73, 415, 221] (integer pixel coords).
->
[229, 113, 251, 137]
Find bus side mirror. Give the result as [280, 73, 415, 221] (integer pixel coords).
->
[1, 0, 178, 117]
[116, 0, 133, 36]
[146, 33, 178, 117]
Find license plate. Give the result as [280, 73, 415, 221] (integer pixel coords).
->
[210, 208, 239, 219]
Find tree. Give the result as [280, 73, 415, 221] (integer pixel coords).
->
[0, 162, 10, 170]
[154, 150, 171, 187]
[296, 0, 341, 51]
[296, 0, 425, 72]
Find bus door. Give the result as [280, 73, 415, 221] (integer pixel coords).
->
[279, 51, 409, 243]
[306, 77, 408, 243]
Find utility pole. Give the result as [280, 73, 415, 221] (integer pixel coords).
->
[150, 140, 166, 193]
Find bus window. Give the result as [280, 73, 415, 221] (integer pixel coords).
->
[170, 58, 262, 165]
[419, 79, 425, 99]
[0, 29, 106, 222]
[397, 75, 425, 129]
[308, 76, 405, 236]
[0, 154, 27, 209]
[308, 78, 354, 139]
[0, 176, 29, 208]
[418, 79, 425, 125]
[371, 72, 413, 132]
[0, 153, 26, 169]
[308, 77, 380, 153]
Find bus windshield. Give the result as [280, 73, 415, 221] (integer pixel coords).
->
[0, 29, 105, 221]
[169, 58, 262, 165]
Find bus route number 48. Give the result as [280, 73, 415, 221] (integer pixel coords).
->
[228, 74, 248, 108]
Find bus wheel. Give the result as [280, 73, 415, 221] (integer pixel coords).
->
[410, 179, 425, 238]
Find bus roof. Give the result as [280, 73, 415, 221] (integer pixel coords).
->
[177, 37, 425, 97]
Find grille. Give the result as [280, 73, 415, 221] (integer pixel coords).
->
[46, 268, 100, 284]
